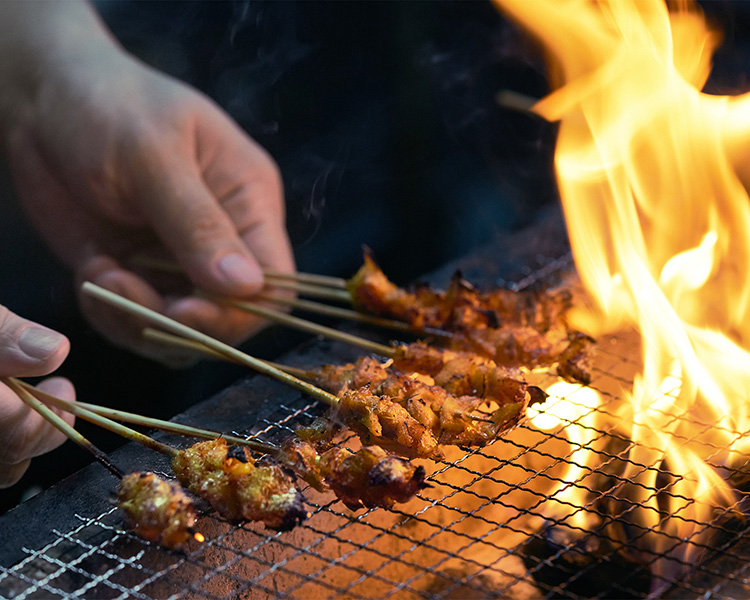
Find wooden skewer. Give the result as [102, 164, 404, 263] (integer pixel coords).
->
[263, 269, 348, 290]
[4, 378, 125, 479]
[130, 255, 350, 292]
[141, 329, 494, 425]
[141, 328, 309, 380]
[261, 279, 352, 303]
[11, 378, 178, 458]
[16, 379, 277, 454]
[201, 292, 395, 358]
[256, 292, 452, 339]
[130, 254, 453, 339]
[495, 90, 540, 114]
[82, 282, 340, 408]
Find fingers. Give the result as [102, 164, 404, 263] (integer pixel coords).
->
[0, 304, 70, 377]
[0, 377, 76, 489]
[206, 139, 296, 280]
[78, 254, 271, 355]
[126, 143, 267, 299]
[125, 92, 294, 298]
[0, 304, 75, 487]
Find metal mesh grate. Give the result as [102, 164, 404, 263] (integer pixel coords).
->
[2, 260, 750, 600]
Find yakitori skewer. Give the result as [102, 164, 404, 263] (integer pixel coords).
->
[256, 292, 452, 338]
[83, 283, 445, 459]
[6, 378, 202, 547]
[30, 376, 427, 513]
[141, 324, 525, 443]
[29, 379, 308, 530]
[187, 298, 543, 411]
[86, 283, 533, 461]
[143, 326, 496, 422]
[131, 254, 451, 337]
[4, 378, 124, 479]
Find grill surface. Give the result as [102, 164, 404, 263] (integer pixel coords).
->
[1, 210, 749, 600]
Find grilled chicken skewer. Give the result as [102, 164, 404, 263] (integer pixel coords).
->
[195, 296, 543, 408]
[142, 327, 534, 453]
[33, 378, 427, 514]
[83, 283, 444, 460]
[27, 380, 308, 531]
[7, 379, 200, 548]
[116, 471, 200, 548]
[133, 251, 587, 372]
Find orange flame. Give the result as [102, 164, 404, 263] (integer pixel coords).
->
[493, 0, 750, 584]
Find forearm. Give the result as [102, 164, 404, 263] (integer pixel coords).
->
[0, 0, 123, 137]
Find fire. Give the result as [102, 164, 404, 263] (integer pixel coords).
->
[493, 0, 750, 587]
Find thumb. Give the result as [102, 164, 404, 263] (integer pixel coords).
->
[131, 155, 264, 297]
[0, 305, 70, 377]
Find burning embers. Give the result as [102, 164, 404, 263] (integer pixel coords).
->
[493, 0, 750, 592]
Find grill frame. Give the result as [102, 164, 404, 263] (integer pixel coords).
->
[2, 209, 749, 600]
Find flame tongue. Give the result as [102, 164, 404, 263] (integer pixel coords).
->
[493, 0, 750, 587]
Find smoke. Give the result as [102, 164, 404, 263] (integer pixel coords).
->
[212, 1, 311, 136]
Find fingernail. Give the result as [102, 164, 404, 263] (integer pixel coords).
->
[18, 327, 66, 360]
[217, 253, 262, 288]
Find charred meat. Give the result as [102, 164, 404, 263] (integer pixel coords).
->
[117, 471, 197, 548]
[171, 438, 307, 531]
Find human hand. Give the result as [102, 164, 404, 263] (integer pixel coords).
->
[1, 3, 295, 361]
[0, 305, 75, 488]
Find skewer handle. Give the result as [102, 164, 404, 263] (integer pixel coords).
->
[82, 282, 341, 406]
[204, 293, 395, 358]
[18, 379, 178, 457]
[143, 328, 310, 380]
[4, 378, 125, 479]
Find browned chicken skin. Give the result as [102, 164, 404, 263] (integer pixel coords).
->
[347, 251, 592, 383]
[171, 438, 307, 531]
[117, 471, 197, 549]
[303, 353, 537, 456]
[279, 439, 429, 511]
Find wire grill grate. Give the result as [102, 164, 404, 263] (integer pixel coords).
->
[2, 265, 750, 599]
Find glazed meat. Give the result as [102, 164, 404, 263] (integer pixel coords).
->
[347, 251, 570, 332]
[318, 445, 427, 511]
[280, 438, 429, 510]
[336, 388, 444, 460]
[305, 355, 536, 449]
[347, 251, 593, 383]
[116, 471, 197, 548]
[388, 343, 546, 405]
[171, 438, 307, 531]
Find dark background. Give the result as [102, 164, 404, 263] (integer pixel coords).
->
[0, 0, 748, 513]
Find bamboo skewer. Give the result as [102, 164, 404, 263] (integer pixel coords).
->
[200, 291, 395, 358]
[4, 378, 125, 479]
[256, 292, 452, 338]
[141, 328, 309, 380]
[16, 379, 277, 454]
[263, 269, 347, 289]
[82, 282, 340, 408]
[260, 279, 353, 303]
[130, 255, 350, 294]
[141, 329, 495, 425]
[130, 254, 452, 339]
[12, 378, 178, 458]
